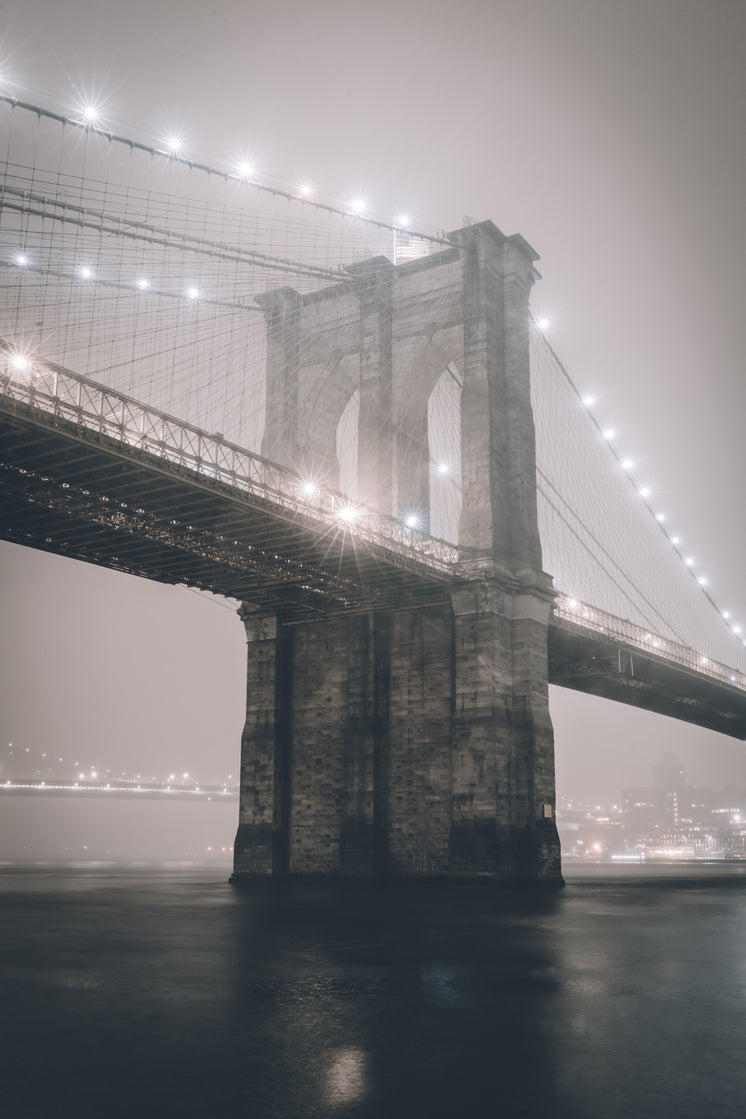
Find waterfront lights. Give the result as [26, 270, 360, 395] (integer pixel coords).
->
[14, 252, 28, 267]
[301, 481, 317, 497]
[639, 486, 651, 498]
[656, 513, 666, 522]
[536, 317, 550, 331]
[298, 183, 312, 198]
[338, 504, 358, 523]
[9, 353, 29, 371]
[136, 277, 150, 290]
[684, 557, 694, 567]
[404, 514, 419, 529]
[81, 104, 99, 125]
[671, 536, 681, 546]
[396, 213, 410, 229]
[165, 135, 183, 154]
[78, 265, 94, 280]
[603, 428, 614, 441]
[436, 462, 449, 475]
[186, 286, 200, 300]
[698, 576, 708, 586]
[349, 197, 366, 216]
[582, 395, 595, 408]
[236, 160, 254, 179]
[622, 459, 634, 471]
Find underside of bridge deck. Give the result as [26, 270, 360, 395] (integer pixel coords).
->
[549, 620, 746, 740]
[0, 399, 451, 621]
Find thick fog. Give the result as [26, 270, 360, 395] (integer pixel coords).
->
[2, 0, 746, 857]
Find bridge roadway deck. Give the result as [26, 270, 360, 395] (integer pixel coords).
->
[0, 395, 453, 620]
[549, 615, 746, 740]
[3, 389, 746, 740]
[0, 779, 237, 801]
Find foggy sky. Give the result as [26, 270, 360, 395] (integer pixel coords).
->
[2, 0, 746, 824]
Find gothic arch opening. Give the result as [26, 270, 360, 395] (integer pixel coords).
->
[336, 388, 359, 500]
[427, 362, 462, 542]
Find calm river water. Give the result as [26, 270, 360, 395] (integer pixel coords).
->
[2, 863, 746, 1118]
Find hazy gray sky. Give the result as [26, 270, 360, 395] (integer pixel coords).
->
[2, 0, 746, 811]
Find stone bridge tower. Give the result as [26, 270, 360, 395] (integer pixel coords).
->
[231, 221, 562, 883]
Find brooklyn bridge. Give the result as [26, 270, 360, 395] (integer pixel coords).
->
[2, 95, 745, 882]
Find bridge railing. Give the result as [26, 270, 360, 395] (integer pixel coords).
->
[553, 595, 746, 692]
[0, 352, 459, 572]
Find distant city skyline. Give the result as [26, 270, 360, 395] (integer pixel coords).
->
[557, 745, 746, 862]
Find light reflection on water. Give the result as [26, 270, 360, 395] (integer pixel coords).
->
[324, 1047, 367, 1108]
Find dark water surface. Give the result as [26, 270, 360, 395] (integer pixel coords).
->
[2, 864, 746, 1118]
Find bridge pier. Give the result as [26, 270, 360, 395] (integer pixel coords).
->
[231, 577, 560, 883]
[232, 219, 563, 884]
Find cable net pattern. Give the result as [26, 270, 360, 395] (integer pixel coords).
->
[0, 98, 441, 452]
[531, 327, 746, 672]
[2, 97, 743, 677]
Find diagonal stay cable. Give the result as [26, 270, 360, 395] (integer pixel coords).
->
[538, 468, 690, 645]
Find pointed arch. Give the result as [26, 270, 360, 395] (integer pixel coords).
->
[336, 388, 359, 500]
[428, 362, 462, 542]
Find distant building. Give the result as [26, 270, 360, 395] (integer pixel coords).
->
[557, 750, 746, 861]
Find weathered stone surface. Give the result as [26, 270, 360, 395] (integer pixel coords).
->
[232, 221, 563, 883]
[230, 608, 285, 878]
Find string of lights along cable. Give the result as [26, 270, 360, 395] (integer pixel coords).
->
[1, 92, 744, 682]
